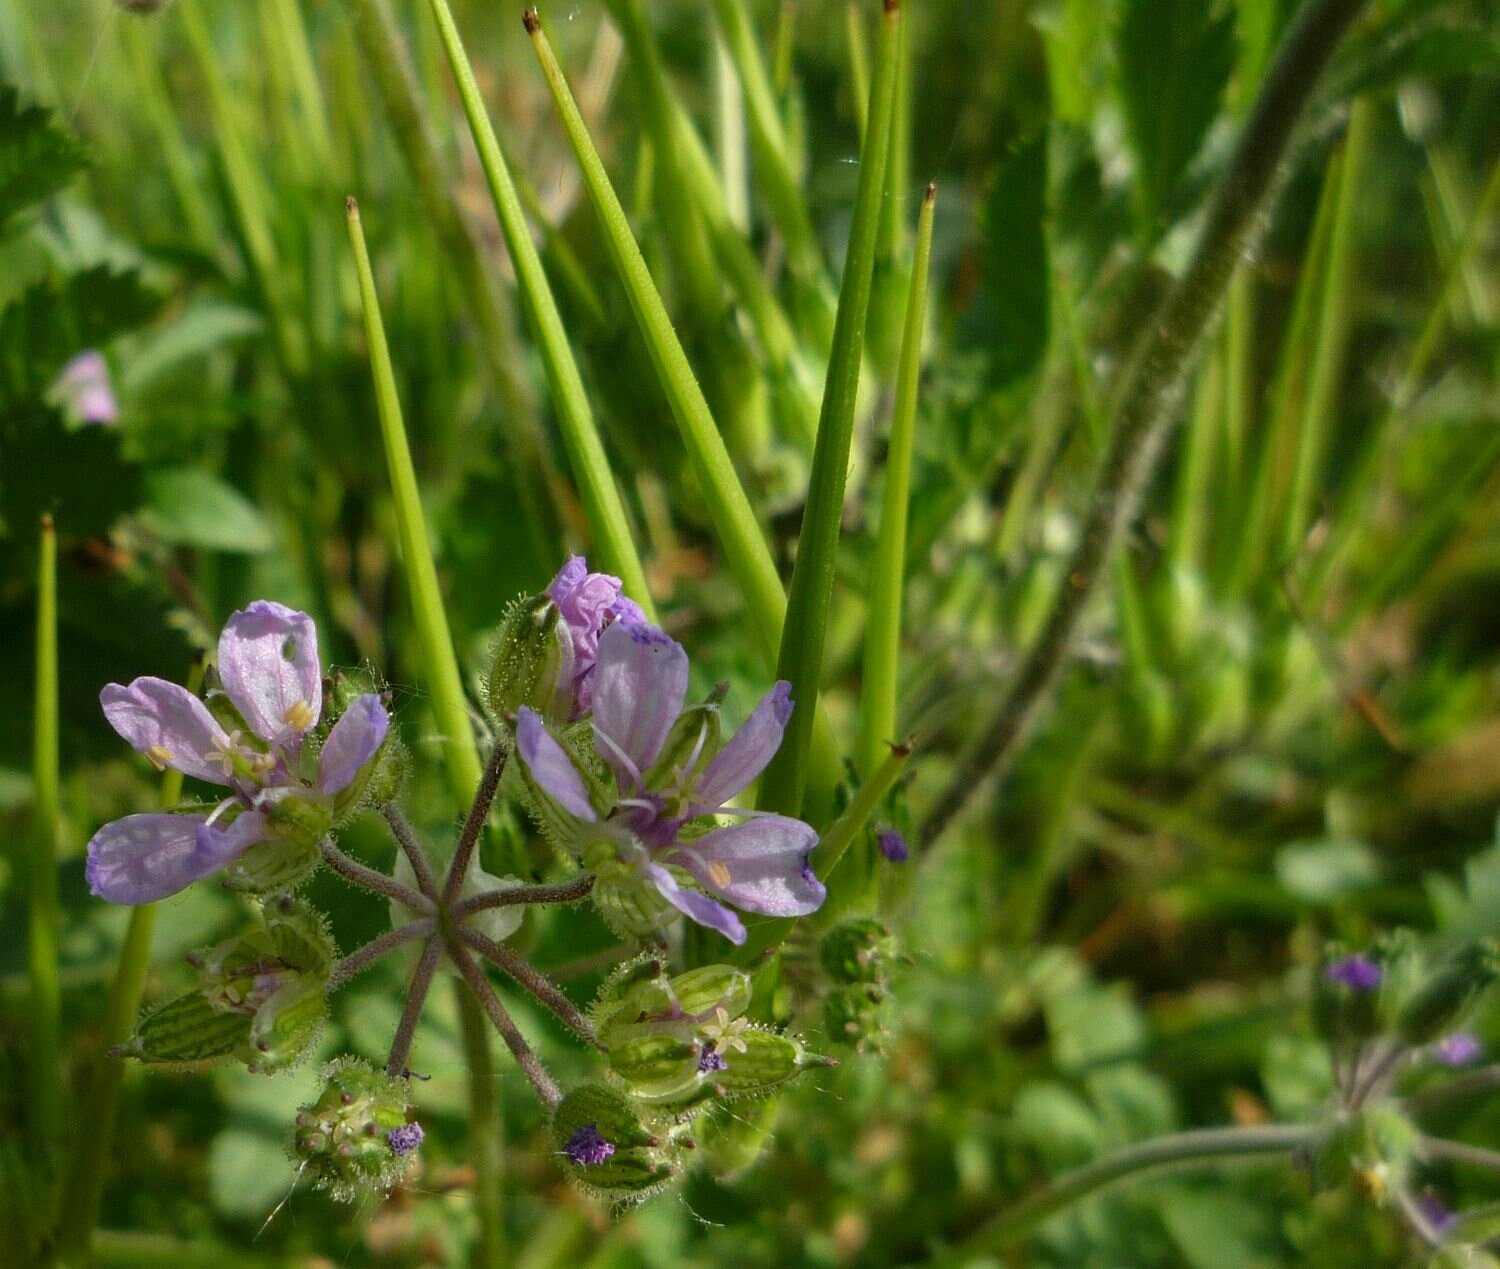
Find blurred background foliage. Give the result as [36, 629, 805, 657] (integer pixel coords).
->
[1, 0, 1498, 1263]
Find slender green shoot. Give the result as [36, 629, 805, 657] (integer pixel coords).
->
[846, 3, 870, 141]
[455, 985, 505, 1268]
[858, 182, 935, 778]
[28, 515, 62, 1177]
[346, 198, 482, 809]
[423, 0, 654, 614]
[760, 0, 902, 818]
[60, 659, 204, 1262]
[812, 736, 913, 927]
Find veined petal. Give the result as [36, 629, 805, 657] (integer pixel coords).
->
[591, 621, 688, 782]
[86, 810, 262, 904]
[217, 601, 323, 748]
[647, 863, 746, 945]
[318, 694, 390, 794]
[101, 678, 233, 786]
[692, 681, 793, 809]
[681, 815, 825, 917]
[516, 708, 597, 821]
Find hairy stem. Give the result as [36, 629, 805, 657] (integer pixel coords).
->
[449, 943, 563, 1108]
[454, 985, 506, 1267]
[381, 803, 439, 898]
[962, 1125, 1319, 1253]
[329, 919, 433, 990]
[442, 740, 509, 904]
[1419, 1136, 1500, 1177]
[385, 935, 444, 1077]
[918, 0, 1371, 848]
[451, 873, 595, 920]
[319, 839, 434, 913]
[457, 926, 601, 1049]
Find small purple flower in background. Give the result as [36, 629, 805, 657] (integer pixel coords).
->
[877, 828, 910, 863]
[1414, 1190, 1458, 1238]
[1434, 1032, 1482, 1067]
[86, 601, 389, 904]
[563, 1123, 615, 1167]
[516, 619, 825, 945]
[1325, 954, 1382, 992]
[387, 1122, 425, 1157]
[547, 556, 645, 716]
[49, 351, 119, 425]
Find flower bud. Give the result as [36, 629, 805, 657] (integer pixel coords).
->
[291, 1059, 418, 1200]
[705, 1027, 835, 1101]
[487, 595, 573, 725]
[551, 1083, 679, 1201]
[820, 918, 896, 986]
[605, 1022, 702, 1092]
[115, 990, 252, 1067]
[1398, 941, 1500, 1046]
[824, 983, 889, 1050]
[1311, 946, 1386, 1045]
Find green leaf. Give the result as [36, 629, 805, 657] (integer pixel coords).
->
[0, 84, 85, 232]
[1116, 0, 1236, 229]
[119, 300, 263, 396]
[959, 132, 1051, 392]
[0, 407, 140, 540]
[139, 467, 275, 554]
[0, 267, 162, 409]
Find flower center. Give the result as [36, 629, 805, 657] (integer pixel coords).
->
[706, 860, 732, 890]
[145, 744, 173, 771]
[282, 700, 315, 732]
[563, 1123, 615, 1167]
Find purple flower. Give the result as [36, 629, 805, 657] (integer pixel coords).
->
[515, 620, 825, 945]
[877, 828, 910, 863]
[1325, 954, 1382, 992]
[698, 1043, 728, 1074]
[1434, 1032, 1482, 1067]
[49, 351, 118, 425]
[563, 1123, 615, 1167]
[85, 601, 389, 904]
[547, 556, 646, 716]
[387, 1122, 425, 1156]
[1415, 1190, 1457, 1237]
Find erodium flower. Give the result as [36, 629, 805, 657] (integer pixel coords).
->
[86, 601, 389, 904]
[516, 619, 825, 944]
[49, 350, 118, 425]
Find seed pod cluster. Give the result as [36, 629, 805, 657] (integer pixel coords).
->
[290, 1059, 419, 1200]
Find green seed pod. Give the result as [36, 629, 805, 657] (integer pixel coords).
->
[1398, 941, 1500, 1045]
[709, 1028, 834, 1100]
[291, 1059, 416, 1201]
[116, 990, 252, 1066]
[244, 976, 326, 1074]
[591, 955, 666, 1029]
[486, 594, 573, 725]
[606, 1023, 701, 1090]
[669, 964, 752, 1021]
[551, 1083, 679, 1202]
[819, 919, 895, 986]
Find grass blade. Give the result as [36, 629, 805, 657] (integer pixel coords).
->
[857, 181, 935, 779]
[759, 0, 903, 818]
[423, 0, 654, 614]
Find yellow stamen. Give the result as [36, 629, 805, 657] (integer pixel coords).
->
[706, 860, 732, 890]
[145, 744, 173, 771]
[282, 700, 315, 732]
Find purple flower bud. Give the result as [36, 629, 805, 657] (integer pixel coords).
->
[1434, 1032, 1482, 1067]
[877, 829, 910, 863]
[1325, 954, 1381, 992]
[698, 1043, 728, 1073]
[387, 1122, 424, 1156]
[563, 1122, 615, 1167]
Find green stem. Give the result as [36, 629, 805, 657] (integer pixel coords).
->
[760, 0, 902, 817]
[918, 0, 1371, 848]
[28, 516, 61, 1179]
[454, 983, 506, 1268]
[858, 183, 935, 778]
[958, 1125, 1318, 1254]
[420, 0, 651, 603]
[58, 658, 204, 1263]
[346, 198, 483, 810]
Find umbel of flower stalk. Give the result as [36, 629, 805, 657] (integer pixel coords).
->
[86, 601, 392, 903]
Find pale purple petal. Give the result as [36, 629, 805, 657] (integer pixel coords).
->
[85, 809, 264, 903]
[681, 815, 825, 917]
[547, 556, 647, 714]
[101, 678, 232, 786]
[217, 601, 323, 747]
[591, 622, 688, 781]
[647, 863, 746, 945]
[516, 708, 597, 821]
[692, 681, 793, 810]
[317, 694, 390, 794]
[51, 351, 118, 425]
